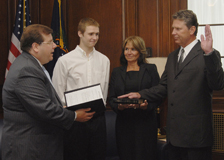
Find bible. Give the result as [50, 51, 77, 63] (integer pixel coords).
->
[113, 98, 144, 104]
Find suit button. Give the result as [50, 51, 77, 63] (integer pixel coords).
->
[173, 90, 175, 93]
[171, 103, 173, 106]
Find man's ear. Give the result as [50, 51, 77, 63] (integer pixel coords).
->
[189, 26, 196, 35]
[32, 42, 40, 53]
[78, 31, 83, 38]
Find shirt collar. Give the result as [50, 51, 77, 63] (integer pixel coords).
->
[181, 39, 198, 56]
[31, 55, 43, 67]
[77, 45, 95, 57]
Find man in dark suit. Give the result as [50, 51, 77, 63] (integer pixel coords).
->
[119, 10, 224, 160]
[1, 24, 94, 160]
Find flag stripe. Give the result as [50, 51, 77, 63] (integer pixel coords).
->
[5, 0, 31, 79]
[6, 60, 12, 71]
[8, 50, 17, 65]
[11, 30, 22, 53]
[9, 41, 20, 58]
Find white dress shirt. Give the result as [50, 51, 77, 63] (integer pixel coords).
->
[178, 39, 198, 62]
[52, 45, 110, 105]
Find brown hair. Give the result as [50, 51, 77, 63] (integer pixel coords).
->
[172, 10, 199, 36]
[20, 24, 53, 52]
[78, 18, 100, 34]
[120, 36, 147, 66]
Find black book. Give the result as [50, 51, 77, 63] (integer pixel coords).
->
[113, 98, 144, 104]
[64, 84, 105, 114]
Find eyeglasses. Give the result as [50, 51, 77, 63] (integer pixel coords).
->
[41, 41, 54, 45]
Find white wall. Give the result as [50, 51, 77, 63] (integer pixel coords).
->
[146, 57, 167, 77]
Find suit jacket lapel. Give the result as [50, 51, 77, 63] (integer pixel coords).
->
[174, 50, 179, 75]
[23, 52, 63, 106]
[176, 42, 201, 75]
[120, 66, 126, 83]
[119, 66, 127, 93]
[138, 64, 146, 90]
[22, 52, 42, 69]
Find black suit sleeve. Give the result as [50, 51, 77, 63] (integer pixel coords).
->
[204, 50, 224, 90]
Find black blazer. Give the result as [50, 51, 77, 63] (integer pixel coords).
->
[109, 63, 161, 160]
[2, 52, 75, 160]
[109, 63, 160, 113]
[139, 42, 224, 148]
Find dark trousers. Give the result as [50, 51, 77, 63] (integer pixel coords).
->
[63, 114, 106, 160]
[167, 143, 212, 160]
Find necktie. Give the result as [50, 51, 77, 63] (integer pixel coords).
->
[179, 48, 184, 63]
[178, 49, 184, 70]
[42, 66, 53, 85]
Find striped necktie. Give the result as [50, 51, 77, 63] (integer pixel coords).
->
[179, 48, 185, 63]
[177, 48, 184, 70]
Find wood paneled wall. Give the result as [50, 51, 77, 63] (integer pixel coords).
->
[125, 0, 187, 57]
[65, 0, 123, 71]
[0, 0, 187, 124]
[2, 1, 224, 157]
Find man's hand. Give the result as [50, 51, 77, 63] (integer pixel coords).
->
[201, 24, 213, 54]
[75, 108, 95, 122]
[118, 92, 141, 99]
[117, 92, 143, 110]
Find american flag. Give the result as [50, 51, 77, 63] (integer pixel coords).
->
[5, 0, 31, 78]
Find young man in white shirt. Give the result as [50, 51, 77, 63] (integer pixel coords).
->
[52, 18, 110, 160]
